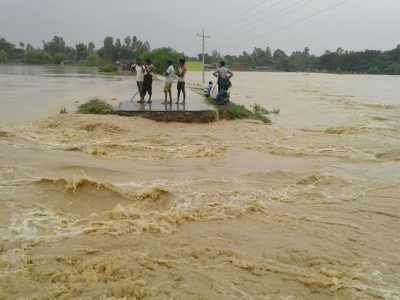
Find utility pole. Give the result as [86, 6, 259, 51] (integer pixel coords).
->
[197, 29, 210, 84]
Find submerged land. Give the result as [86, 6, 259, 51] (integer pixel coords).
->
[0, 66, 399, 299]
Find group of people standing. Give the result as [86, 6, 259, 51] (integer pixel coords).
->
[131, 59, 233, 105]
[131, 58, 187, 105]
[131, 58, 155, 104]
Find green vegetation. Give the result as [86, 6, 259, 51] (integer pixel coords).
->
[186, 61, 203, 71]
[79, 53, 97, 66]
[77, 98, 113, 114]
[97, 36, 150, 64]
[0, 35, 151, 66]
[193, 45, 400, 75]
[98, 64, 119, 73]
[0, 49, 8, 63]
[252, 104, 280, 115]
[53, 52, 68, 64]
[141, 47, 181, 74]
[206, 99, 271, 124]
[1, 35, 400, 75]
[24, 50, 53, 64]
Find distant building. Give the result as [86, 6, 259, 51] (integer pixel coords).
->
[231, 63, 247, 71]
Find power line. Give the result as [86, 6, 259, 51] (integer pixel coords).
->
[221, 0, 350, 47]
[215, 0, 313, 38]
[211, 0, 290, 34]
[206, 0, 272, 31]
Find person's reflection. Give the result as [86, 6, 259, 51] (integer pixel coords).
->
[164, 101, 172, 111]
[176, 102, 185, 111]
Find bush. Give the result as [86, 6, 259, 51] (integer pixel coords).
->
[367, 67, 381, 74]
[76, 53, 98, 66]
[252, 104, 280, 115]
[77, 98, 112, 114]
[98, 64, 119, 72]
[0, 49, 8, 63]
[53, 52, 68, 64]
[206, 99, 270, 123]
[141, 47, 180, 75]
[385, 63, 400, 75]
[25, 50, 53, 64]
[83, 54, 98, 66]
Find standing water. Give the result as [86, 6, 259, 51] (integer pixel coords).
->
[0, 66, 399, 299]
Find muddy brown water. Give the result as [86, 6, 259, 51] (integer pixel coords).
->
[0, 66, 399, 299]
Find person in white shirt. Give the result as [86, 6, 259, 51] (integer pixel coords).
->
[163, 60, 175, 104]
[132, 58, 145, 103]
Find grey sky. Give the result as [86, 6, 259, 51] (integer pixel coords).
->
[1, 0, 399, 56]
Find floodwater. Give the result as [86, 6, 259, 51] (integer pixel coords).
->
[0, 66, 399, 299]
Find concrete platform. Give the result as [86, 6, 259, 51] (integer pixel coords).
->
[116, 80, 217, 123]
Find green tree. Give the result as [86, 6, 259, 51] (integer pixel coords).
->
[273, 49, 287, 60]
[43, 36, 66, 56]
[113, 39, 122, 61]
[318, 51, 339, 72]
[83, 53, 98, 66]
[198, 53, 212, 64]
[385, 63, 400, 75]
[75, 43, 89, 61]
[53, 52, 68, 64]
[141, 47, 180, 75]
[88, 42, 95, 53]
[124, 36, 132, 48]
[252, 47, 272, 66]
[132, 36, 150, 58]
[0, 49, 8, 63]
[102, 36, 114, 63]
[25, 50, 52, 64]
[211, 49, 222, 64]
[0, 38, 17, 60]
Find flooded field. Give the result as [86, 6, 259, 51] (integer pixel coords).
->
[0, 66, 399, 299]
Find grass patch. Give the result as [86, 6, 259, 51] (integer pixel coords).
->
[252, 104, 280, 115]
[186, 61, 203, 71]
[77, 98, 113, 114]
[189, 85, 273, 123]
[206, 99, 271, 123]
[98, 64, 119, 73]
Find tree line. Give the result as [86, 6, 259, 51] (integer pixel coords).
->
[0, 35, 150, 66]
[1, 36, 400, 75]
[196, 45, 400, 75]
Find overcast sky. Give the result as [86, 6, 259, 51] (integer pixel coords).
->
[1, 0, 399, 56]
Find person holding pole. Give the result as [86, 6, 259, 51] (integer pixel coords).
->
[132, 58, 145, 103]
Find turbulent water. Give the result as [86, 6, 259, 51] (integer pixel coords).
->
[0, 66, 399, 299]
